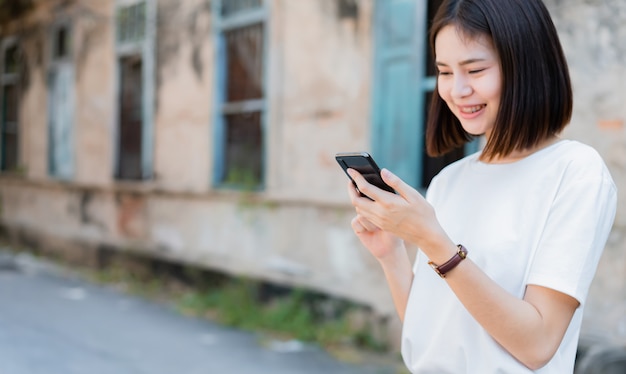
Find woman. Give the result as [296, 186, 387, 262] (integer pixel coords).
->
[345, 0, 617, 372]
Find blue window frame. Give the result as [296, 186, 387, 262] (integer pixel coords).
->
[48, 22, 75, 180]
[212, 0, 267, 190]
[372, 0, 479, 190]
[114, 0, 156, 181]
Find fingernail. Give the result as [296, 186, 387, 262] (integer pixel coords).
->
[381, 168, 392, 178]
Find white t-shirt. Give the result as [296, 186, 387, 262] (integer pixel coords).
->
[401, 140, 617, 373]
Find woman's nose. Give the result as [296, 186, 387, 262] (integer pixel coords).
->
[451, 76, 472, 98]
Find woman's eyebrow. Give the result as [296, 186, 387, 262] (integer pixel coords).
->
[436, 58, 488, 67]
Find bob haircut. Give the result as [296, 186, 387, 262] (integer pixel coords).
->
[426, 0, 573, 160]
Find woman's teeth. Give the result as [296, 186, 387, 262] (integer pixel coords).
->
[461, 105, 485, 113]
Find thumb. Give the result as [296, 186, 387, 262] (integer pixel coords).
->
[381, 168, 420, 201]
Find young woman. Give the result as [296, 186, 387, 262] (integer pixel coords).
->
[345, 0, 617, 372]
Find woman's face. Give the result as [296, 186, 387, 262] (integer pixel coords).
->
[435, 25, 502, 138]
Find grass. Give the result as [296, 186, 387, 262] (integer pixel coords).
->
[176, 280, 364, 348]
[83, 253, 392, 354]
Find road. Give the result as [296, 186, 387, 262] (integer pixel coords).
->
[0, 249, 397, 374]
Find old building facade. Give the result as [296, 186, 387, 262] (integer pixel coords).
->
[0, 0, 624, 361]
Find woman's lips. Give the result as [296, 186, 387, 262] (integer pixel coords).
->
[457, 104, 486, 119]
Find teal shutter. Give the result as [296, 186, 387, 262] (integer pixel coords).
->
[47, 64, 74, 179]
[372, 0, 427, 188]
[141, 0, 156, 179]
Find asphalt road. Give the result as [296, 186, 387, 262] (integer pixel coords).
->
[0, 249, 396, 374]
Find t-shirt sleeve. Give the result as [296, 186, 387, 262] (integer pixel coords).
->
[527, 175, 617, 305]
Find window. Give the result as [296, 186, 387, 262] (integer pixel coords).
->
[213, 0, 266, 189]
[115, 0, 155, 181]
[372, 0, 477, 189]
[53, 25, 70, 60]
[117, 55, 143, 179]
[0, 40, 20, 172]
[116, 1, 146, 44]
[48, 23, 75, 179]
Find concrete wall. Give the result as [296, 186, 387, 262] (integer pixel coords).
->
[0, 0, 392, 316]
[545, 0, 626, 347]
[0, 0, 624, 350]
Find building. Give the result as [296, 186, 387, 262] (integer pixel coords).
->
[0, 0, 624, 363]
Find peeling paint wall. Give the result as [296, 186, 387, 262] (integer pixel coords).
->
[0, 0, 388, 313]
[153, 0, 213, 192]
[267, 0, 374, 203]
[545, 0, 626, 346]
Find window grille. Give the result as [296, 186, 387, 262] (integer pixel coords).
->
[116, 1, 146, 45]
[221, 0, 262, 17]
[225, 24, 264, 102]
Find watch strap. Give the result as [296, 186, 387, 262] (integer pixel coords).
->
[429, 244, 468, 278]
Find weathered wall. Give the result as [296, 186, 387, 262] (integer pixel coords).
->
[0, 0, 391, 316]
[73, 1, 116, 186]
[546, 0, 626, 345]
[267, 0, 374, 204]
[153, 0, 213, 192]
[0, 178, 389, 309]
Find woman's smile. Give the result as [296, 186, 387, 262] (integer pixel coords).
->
[457, 104, 487, 118]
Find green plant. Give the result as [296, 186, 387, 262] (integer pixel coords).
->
[224, 167, 261, 190]
[176, 278, 387, 352]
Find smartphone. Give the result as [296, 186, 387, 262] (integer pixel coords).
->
[335, 152, 395, 200]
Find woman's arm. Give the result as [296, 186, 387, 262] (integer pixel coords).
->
[443, 255, 578, 370]
[347, 168, 579, 370]
[348, 186, 414, 321]
[375, 243, 414, 322]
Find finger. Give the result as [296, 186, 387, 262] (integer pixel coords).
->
[357, 215, 379, 232]
[351, 216, 366, 233]
[352, 215, 379, 234]
[347, 179, 361, 202]
[380, 168, 422, 202]
[347, 168, 386, 202]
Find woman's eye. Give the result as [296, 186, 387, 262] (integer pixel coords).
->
[469, 68, 486, 74]
[438, 71, 452, 76]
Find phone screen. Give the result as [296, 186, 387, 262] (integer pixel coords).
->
[335, 152, 395, 199]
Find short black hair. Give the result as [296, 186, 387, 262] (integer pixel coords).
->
[426, 0, 573, 160]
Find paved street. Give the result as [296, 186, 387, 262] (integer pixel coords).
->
[0, 249, 396, 374]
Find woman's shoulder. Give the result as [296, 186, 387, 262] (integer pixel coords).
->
[550, 140, 613, 180]
[533, 140, 616, 204]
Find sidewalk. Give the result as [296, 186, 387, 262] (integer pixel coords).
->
[0, 248, 399, 374]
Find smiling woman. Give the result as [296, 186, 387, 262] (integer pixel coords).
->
[344, 0, 617, 373]
[426, 0, 573, 162]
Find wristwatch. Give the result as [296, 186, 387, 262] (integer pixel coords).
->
[428, 244, 468, 278]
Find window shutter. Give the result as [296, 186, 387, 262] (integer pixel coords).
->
[372, 0, 428, 188]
